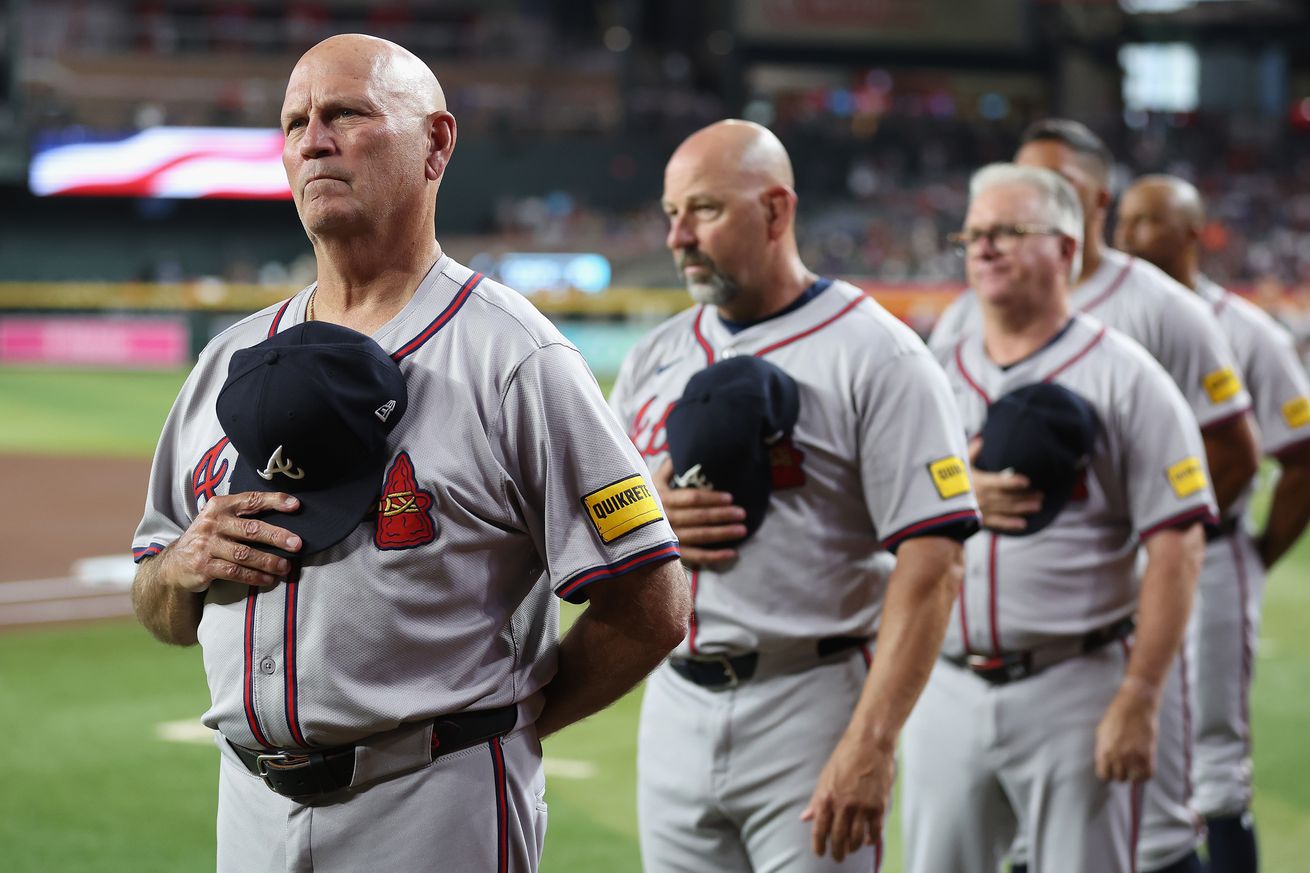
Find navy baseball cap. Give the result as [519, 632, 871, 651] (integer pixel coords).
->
[666, 356, 801, 547]
[975, 382, 1099, 536]
[216, 321, 408, 559]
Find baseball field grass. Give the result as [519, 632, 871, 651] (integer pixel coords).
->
[1, 365, 1308, 871]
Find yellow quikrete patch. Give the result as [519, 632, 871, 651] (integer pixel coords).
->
[1166, 456, 1208, 498]
[583, 475, 664, 543]
[929, 456, 972, 499]
[1203, 366, 1241, 404]
[1282, 396, 1310, 429]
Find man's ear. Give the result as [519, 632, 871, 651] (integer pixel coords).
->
[425, 111, 457, 182]
[762, 186, 797, 242]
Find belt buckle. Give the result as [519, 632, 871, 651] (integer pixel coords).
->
[965, 654, 1004, 672]
[255, 751, 309, 791]
[706, 654, 740, 689]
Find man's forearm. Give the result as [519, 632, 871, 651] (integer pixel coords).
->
[536, 559, 689, 738]
[844, 537, 963, 749]
[1260, 454, 1310, 567]
[1126, 524, 1204, 696]
[132, 550, 204, 647]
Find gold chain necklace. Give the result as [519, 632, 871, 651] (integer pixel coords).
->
[307, 289, 317, 321]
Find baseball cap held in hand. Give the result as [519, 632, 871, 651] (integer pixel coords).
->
[216, 321, 408, 559]
[666, 356, 801, 548]
[975, 382, 1098, 536]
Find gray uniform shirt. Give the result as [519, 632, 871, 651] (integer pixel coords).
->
[940, 314, 1217, 656]
[610, 279, 980, 657]
[930, 248, 1252, 431]
[133, 256, 678, 749]
[1196, 276, 1310, 517]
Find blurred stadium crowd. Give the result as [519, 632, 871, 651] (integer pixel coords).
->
[4, 0, 1310, 355]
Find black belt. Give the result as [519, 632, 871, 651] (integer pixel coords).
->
[669, 635, 869, 689]
[1204, 516, 1240, 543]
[944, 617, 1135, 686]
[228, 704, 518, 799]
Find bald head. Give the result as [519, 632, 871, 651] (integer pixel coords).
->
[289, 34, 445, 117]
[1114, 174, 1205, 287]
[668, 119, 795, 191]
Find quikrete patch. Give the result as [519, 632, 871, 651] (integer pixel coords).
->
[1166, 456, 1208, 498]
[583, 475, 664, 543]
[928, 456, 972, 499]
[1283, 396, 1310, 429]
[1202, 366, 1241, 404]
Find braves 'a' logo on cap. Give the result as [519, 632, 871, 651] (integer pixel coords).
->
[375, 451, 437, 550]
[257, 445, 305, 481]
[191, 435, 231, 508]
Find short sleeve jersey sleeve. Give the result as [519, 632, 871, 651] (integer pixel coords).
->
[494, 342, 679, 602]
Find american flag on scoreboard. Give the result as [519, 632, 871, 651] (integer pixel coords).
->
[30, 127, 292, 200]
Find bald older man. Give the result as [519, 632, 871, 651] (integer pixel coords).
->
[132, 35, 689, 872]
[1118, 175, 1310, 873]
[610, 119, 979, 872]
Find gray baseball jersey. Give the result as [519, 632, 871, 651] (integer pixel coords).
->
[929, 248, 1252, 432]
[939, 312, 1217, 656]
[133, 254, 679, 750]
[903, 313, 1217, 873]
[610, 278, 981, 656]
[1187, 276, 1310, 819]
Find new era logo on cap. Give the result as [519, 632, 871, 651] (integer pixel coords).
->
[216, 321, 410, 558]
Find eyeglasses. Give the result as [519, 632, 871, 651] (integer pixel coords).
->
[947, 224, 1066, 255]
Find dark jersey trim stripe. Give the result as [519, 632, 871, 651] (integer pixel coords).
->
[954, 340, 991, 405]
[391, 272, 484, 362]
[267, 298, 293, 337]
[555, 541, 680, 603]
[283, 566, 307, 748]
[132, 542, 167, 562]
[1199, 406, 1253, 434]
[880, 509, 980, 551]
[489, 737, 509, 873]
[242, 589, 273, 749]
[1139, 505, 1215, 541]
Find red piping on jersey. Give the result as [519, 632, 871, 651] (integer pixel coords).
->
[1139, 505, 1216, 541]
[752, 295, 867, 357]
[1199, 406, 1253, 435]
[954, 341, 991, 405]
[880, 509, 980, 551]
[282, 566, 307, 748]
[391, 271, 485, 362]
[1041, 326, 1107, 383]
[692, 308, 715, 365]
[690, 294, 868, 364]
[986, 533, 1002, 657]
[267, 298, 292, 337]
[242, 590, 273, 749]
[1130, 780, 1142, 873]
[860, 643, 873, 669]
[490, 737, 509, 873]
[1078, 258, 1135, 314]
[688, 567, 700, 655]
[957, 582, 973, 654]
[556, 541, 680, 602]
[1229, 535, 1253, 749]
[132, 542, 166, 562]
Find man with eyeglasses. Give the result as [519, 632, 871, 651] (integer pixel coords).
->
[930, 119, 1258, 873]
[1117, 174, 1310, 873]
[901, 162, 1215, 873]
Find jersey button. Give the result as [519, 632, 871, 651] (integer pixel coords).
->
[259, 657, 277, 675]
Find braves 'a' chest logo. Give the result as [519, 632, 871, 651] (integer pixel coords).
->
[374, 451, 437, 550]
[628, 396, 677, 458]
[191, 436, 231, 508]
[769, 436, 806, 489]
